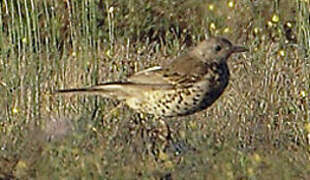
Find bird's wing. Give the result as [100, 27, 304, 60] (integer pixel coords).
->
[129, 53, 211, 88]
[159, 53, 211, 88]
[127, 66, 174, 86]
[128, 52, 210, 87]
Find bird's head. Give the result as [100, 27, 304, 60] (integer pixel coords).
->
[193, 36, 248, 63]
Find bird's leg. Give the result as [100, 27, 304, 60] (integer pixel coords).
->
[126, 113, 173, 159]
[145, 117, 173, 160]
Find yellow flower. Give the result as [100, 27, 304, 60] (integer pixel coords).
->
[278, 50, 285, 57]
[300, 90, 307, 98]
[106, 49, 112, 58]
[12, 107, 19, 114]
[267, 21, 273, 28]
[286, 22, 292, 28]
[72, 51, 77, 57]
[22, 37, 27, 43]
[223, 27, 230, 33]
[209, 22, 216, 30]
[254, 27, 259, 34]
[227, 1, 234, 8]
[272, 14, 280, 23]
[208, 4, 215, 11]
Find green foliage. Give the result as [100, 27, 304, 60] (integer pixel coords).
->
[0, 0, 309, 179]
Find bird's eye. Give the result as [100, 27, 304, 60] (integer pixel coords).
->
[215, 45, 222, 52]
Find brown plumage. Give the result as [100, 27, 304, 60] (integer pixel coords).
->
[55, 36, 248, 117]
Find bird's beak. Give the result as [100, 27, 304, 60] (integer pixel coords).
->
[231, 45, 248, 53]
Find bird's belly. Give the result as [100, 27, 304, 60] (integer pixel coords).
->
[126, 79, 228, 117]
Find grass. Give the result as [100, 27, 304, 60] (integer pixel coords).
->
[0, 0, 310, 179]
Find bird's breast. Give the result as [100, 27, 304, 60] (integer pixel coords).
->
[194, 64, 229, 111]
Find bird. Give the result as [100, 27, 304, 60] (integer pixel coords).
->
[55, 36, 248, 117]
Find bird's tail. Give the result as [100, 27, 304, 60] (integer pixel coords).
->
[54, 82, 133, 99]
[55, 81, 174, 100]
